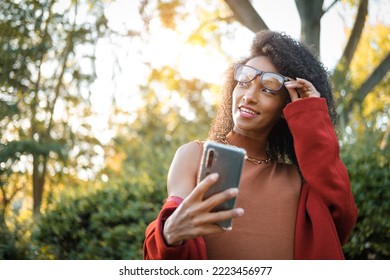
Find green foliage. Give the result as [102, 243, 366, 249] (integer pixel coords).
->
[0, 225, 28, 260]
[341, 127, 390, 259]
[0, 140, 65, 161]
[0, 0, 388, 261]
[331, 6, 389, 259]
[31, 183, 161, 260]
[0, 0, 108, 217]
[0, 101, 18, 121]
[0, 213, 31, 260]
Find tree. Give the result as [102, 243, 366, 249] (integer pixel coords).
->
[222, 0, 389, 259]
[224, 0, 389, 126]
[130, 0, 389, 260]
[7, 0, 385, 260]
[0, 0, 108, 217]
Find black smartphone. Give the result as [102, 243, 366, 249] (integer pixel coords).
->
[198, 141, 246, 230]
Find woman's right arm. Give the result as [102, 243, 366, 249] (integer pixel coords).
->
[143, 142, 244, 259]
[163, 141, 244, 246]
[166, 141, 203, 199]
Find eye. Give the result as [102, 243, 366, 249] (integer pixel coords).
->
[237, 81, 250, 88]
[262, 88, 277, 95]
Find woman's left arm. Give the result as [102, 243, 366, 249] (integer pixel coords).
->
[284, 79, 358, 244]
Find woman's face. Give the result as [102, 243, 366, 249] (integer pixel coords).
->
[232, 56, 289, 139]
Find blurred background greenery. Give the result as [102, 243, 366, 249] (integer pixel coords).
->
[0, 0, 389, 260]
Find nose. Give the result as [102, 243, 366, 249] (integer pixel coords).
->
[242, 78, 261, 103]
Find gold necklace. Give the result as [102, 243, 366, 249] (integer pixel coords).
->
[218, 136, 272, 165]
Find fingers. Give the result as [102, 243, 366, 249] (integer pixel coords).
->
[190, 172, 240, 211]
[285, 78, 320, 102]
[202, 187, 239, 212]
[191, 208, 244, 235]
[193, 187, 243, 230]
[189, 173, 219, 201]
[205, 207, 244, 224]
[188, 223, 226, 237]
[166, 173, 244, 242]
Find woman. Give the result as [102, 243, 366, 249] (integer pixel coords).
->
[143, 30, 357, 259]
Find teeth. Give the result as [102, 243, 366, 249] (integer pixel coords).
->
[240, 107, 258, 115]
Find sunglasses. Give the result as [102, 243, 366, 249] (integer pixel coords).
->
[234, 64, 289, 92]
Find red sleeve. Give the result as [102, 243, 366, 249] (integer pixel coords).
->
[143, 196, 207, 260]
[283, 98, 357, 245]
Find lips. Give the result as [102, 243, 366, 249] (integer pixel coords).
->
[239, 105, 259, 117]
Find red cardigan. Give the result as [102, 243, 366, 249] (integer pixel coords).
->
[143, 98, 358, 260]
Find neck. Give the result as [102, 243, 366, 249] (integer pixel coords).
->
[232, 126, 269, 145]
[225, 129, 269, 160]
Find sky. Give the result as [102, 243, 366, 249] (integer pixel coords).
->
[87, 0, 389, 144]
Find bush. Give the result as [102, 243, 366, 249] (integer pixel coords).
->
[31, 182, 163, 260]
[341, 131, 390, 259]
[0, 222, 30, 260]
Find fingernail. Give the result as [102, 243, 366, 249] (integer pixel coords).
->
[230, 188, 239, 196]
[210, 173, 219, 180]
[235, 208, 244, 216]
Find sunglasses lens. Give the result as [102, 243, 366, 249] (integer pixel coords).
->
[262, 73, 285, 91]
[235, 65, 256, 83]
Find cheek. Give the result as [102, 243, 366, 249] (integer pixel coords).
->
[262, 97, 286, 119]
[231, 88, 241, 108]
[265, 92, 288, 110]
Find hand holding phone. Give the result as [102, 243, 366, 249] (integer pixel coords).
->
[198, 141, 246, 230]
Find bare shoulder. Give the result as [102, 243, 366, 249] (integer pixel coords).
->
[167, 141, 203, 198]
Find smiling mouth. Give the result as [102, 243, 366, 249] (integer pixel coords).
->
[239, 106, 259, 115]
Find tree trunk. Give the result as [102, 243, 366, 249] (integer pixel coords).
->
[30, 1, 53, 218]
[31, 1, 75, 217]
[32, 154, 46, 217]
[295, 0, 325, 55]
[224, 0, 268, 33]
[0, 187, 7, 228]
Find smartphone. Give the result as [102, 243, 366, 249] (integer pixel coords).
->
[198, 141, 246, 230]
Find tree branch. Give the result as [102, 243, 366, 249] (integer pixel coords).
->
[31, 0, 55, 139]
[342, 53, 390, 119]
[324, 0, 340, 14]
[224, 0, 268, 33]
[355, 53, 390, 103]
[340, 0, 368, 69]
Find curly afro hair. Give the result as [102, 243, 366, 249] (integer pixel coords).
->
[208, 30, 337, 166]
